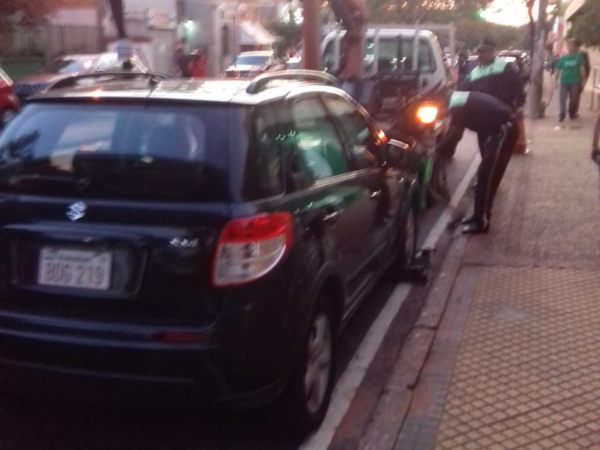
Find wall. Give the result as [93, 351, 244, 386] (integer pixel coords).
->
[103, 0, 179, 73]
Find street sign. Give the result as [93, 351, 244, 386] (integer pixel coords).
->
[116, 39, 133, 62]
[148, 10, 177, 30]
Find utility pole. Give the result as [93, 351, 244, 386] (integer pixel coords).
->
[302, 0, 321, 70]
[529, 0, 549, 119]
[96, 0, 106, 52]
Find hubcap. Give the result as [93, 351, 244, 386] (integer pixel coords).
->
[304, 313, 332, 415]
[1, 109, 15, 127]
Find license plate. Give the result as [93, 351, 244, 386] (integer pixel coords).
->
[38, 248, 112, 291]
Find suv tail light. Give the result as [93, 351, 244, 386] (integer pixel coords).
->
[212, 213, 293, 287]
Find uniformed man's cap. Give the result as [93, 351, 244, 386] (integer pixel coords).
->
[477, 37, 496, 51]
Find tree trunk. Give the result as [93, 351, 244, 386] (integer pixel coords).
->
[302, 0, 321, 70]
[529, 0, 548, 119]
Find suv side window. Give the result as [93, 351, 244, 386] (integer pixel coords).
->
[322, 95, 380, 171]
[290, 96, 349, 181]
[242, 103, 285, 200]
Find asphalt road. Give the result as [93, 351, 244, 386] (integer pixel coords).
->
[0, 134, 480, 450]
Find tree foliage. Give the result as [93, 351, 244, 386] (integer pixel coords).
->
[267, 20, 303, 58]
[567, 0, 600, 48]
[0, 0, 94, 26]
[365, 0, 493, 24]
[454, 20, 526, 50]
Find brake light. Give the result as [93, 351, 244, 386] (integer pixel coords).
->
[417, 105, 438, 124]
[212, 213, 293, 287]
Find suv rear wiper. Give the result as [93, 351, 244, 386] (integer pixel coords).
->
[7, 174, 92, 191]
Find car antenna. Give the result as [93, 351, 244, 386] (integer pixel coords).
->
[146, 71, 160, 89]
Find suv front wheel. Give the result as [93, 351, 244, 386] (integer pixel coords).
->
[0, 108, 16, 129]
[282, 297, 336, 434]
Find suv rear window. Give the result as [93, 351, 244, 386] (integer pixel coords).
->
[0, 102, 232, 202]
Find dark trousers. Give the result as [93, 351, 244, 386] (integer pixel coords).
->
[473, 121, 519, 221]
[559, 82, 581, 119]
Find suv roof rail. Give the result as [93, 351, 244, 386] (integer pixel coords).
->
[47, 71, 172, 92]
[246, 70, 339, 94]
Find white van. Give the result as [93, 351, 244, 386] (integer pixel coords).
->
[321, 28, 449, 88]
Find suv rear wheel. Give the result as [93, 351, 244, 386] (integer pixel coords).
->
[282, 297, 336, 434]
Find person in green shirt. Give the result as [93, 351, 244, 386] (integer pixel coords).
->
[555, 39, 586, 122]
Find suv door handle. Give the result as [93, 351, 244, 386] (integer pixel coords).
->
[322, 211, 340, 223]
[370, 190, 382, 200]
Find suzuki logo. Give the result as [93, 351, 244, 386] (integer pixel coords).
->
[67, 202, 87, 221]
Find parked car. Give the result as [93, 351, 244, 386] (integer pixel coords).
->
[0, 69, 19, 129]
[0, 70, 421, 433]
[12, 53, 147, 101]
[224, 51, 280, 78]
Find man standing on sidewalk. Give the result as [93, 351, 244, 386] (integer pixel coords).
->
[467, 38, 527, 153]
[442, 91, 519, 234]
[439, 37, 526, 157]
[556, 39, 586, 122]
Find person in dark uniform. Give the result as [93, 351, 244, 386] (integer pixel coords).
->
[442, 91, 519, 234]
[466, 38, 526, 110]
[439, 37, 526, 159]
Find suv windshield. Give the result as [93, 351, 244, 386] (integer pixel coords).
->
[44, 57, 99, 74]
[0, 102, 233, 201]
[234, 55, 270, 66]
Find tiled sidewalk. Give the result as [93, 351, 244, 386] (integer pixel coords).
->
[435, 267, 600, 450]
[394, 99, 600, 450]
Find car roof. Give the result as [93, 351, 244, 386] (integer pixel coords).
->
[238, 51, 272, 56]
[56, 53, 109, 60]
[30, 78, 345, 106]
[326, 28, 435, 39]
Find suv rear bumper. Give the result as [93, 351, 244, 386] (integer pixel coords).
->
[0, 320, 288, 409]
[0, 358, 286, 410]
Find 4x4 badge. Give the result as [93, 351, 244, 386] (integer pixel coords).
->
[67, 202, 87, 221]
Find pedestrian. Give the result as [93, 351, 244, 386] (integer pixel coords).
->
[441, 91, 519, 234]
[457, 50, 470, 83]
[555, 39, 586, 122]
[592, 114, 600, 163]
[174, 46, 188, 77]
[188, 50, 207, 78]
[574, 39, 591, 95]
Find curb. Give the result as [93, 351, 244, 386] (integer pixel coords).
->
[356, 231, 469, 450]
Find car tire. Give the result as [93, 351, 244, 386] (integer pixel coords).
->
[427, 153, 451, 207]
[396, 203, 418, 267]
[0, 107, 16, 129]
[281, 297, 336, 435]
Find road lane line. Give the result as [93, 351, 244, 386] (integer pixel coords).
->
[300, 154, 480, 450]
[423, 155, 481, 250]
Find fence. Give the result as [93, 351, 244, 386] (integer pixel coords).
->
[0, 24, 101, 59]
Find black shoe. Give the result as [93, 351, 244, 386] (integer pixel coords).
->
[462, 219, 489, 234]
[570, 114, 580, 120]
[559, 116, 565, 123]
[461, 213, 491, 225]
[461, 215, 477, 225]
